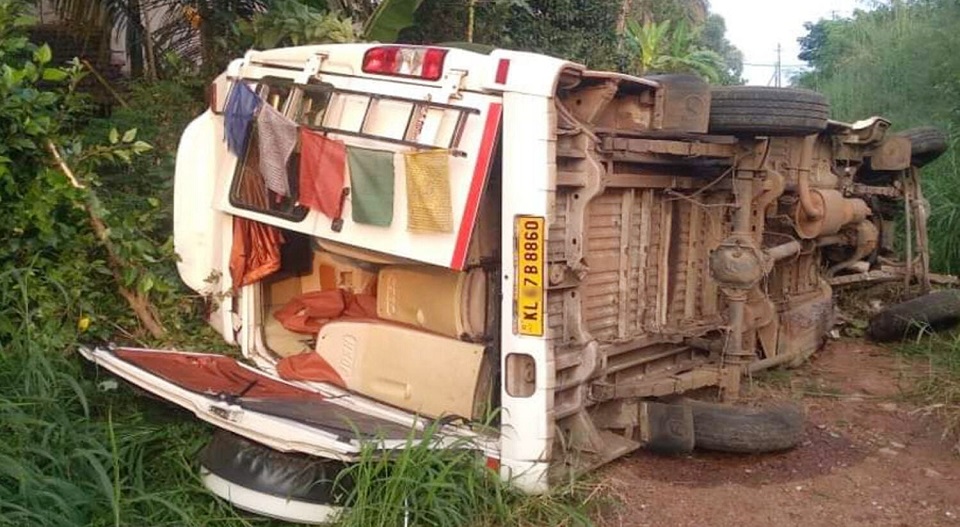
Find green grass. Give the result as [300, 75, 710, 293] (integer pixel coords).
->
[897, 330, 960, 448]
[0, 269, 280, 527]
[0, 268, 603, 526]
[335, 422, 603, 527]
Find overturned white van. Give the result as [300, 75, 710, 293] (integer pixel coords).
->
[79, 42, 941, 523]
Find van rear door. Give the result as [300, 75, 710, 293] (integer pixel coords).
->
[79, 346, 443, 458]
[220, 46, 503, 271]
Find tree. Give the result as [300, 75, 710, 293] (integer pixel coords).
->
[700, 13, 743, 84]
[236, 0, 354, 48]
[401, 0, 622, 70]
[51, 0, 268, 76]
[632, 0, 708, 25]
[51, 0, 428, 78]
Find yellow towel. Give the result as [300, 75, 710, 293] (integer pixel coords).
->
[404, 150, 453, 233]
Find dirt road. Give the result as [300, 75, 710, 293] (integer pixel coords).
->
[600, 340, 960, 527]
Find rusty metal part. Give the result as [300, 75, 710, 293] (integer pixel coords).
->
[796, 135, 823, 221]
[793, 189, 871, 239]
[593, 365, 721, 400]
[709, 238, 800, 291]
[909, 167, 932, 293]
[559, 79, 618, 126]
[756, 168, 786, 214]
[851, 183, 902, 198]
[902, 171, 914, 290]
[601, 137, 737, 162]
[828, 267, 958, 287]
[765, 240, 802, 264]
[710, 238, 765, 290]
[826, 221, 879, 277]
[869, 135, 912, 171]
[716, 172, 757, 397]
[816, 234, 846, 247]
[648, 74, 710, 133]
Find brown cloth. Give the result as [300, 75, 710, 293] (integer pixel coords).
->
[272, 289, 378, 334]
[299, 129, 347, 219]
[229, 132, 285, 289]
[276, 352, 346, 387]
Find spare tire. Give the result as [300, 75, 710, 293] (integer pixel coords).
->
[708, 86, 829, 136]
[867, 289, 960, 342]
[897, 126, 949, 167]
[688, 400, 803, 453]
[200, 430, 350, 523]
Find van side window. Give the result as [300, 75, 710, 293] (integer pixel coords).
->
[228, 78, 309, 222]
[293, 83, 332, 127]
[257, 79, 294, 112]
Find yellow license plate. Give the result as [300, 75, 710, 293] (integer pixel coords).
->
[515, 216, 545, 336]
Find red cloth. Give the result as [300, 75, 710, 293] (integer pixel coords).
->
[276, 352, 346, 387]
[230, 216, 284, 289]
[273, 289, 379, 334]
[115, 348, 324, 401]
[299, 129, 346, 219]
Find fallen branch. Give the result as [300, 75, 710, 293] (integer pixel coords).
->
[81, 59, 129, 109]
[46, 140, 166, 339]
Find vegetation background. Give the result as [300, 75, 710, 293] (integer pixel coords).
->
[0, 0, 956, 525]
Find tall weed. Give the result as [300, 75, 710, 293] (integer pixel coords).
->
[0, 269, 273, 526]
[335, 422, 601, 527]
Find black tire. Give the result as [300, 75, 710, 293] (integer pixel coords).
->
[708, 86, 829, 136]
[897, 126, 949, 167]
[200, 430, 350, 504]
[688, 400, 804, 453]
[867, 289, 960, 342]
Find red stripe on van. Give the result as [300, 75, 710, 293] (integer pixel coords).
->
[450, 102, 502, 270]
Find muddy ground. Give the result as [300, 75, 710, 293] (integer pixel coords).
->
[600, 340, 960, 527]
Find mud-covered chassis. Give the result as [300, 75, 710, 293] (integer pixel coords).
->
[544, 79, 938, 467]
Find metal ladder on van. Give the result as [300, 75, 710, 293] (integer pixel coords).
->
[297, 83, 480, 158]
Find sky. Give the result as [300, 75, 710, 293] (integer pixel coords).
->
[709, 0, 865, 85]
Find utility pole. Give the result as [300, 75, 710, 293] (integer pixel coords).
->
[775, 43, 782, 88]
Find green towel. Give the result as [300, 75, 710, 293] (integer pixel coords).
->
[347, 147, 395, 227]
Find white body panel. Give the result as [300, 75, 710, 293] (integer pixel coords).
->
[496, 92, 560, 492]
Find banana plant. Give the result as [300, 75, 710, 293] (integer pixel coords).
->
[625, 18, 724, 82]
[325, 0, 424, 42]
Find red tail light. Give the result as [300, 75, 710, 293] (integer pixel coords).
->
[495, 58, 510, 84]
[362, 46, 448, 81]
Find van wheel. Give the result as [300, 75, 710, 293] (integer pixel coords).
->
[867, 289, 960, 342]
[708, 86, 829, 136]
[897, 126, 949, 167]
[688, 400, 804, 453]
